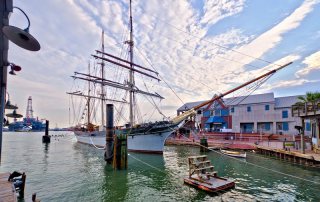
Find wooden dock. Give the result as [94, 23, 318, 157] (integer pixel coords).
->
[256, 145, 320, 167]
[0, 173, 17, 202]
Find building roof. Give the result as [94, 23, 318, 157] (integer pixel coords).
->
[224, 92, 275, 106]
[177, 100, 209, 111]
[177, 93, 306, 111]
[275, 95, 303, 108]
[178, 93, 275, 111]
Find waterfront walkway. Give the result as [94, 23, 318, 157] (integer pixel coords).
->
[166, 134, 320, 165]
[0, 173, 17, 202]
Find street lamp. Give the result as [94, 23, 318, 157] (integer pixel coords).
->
[0, 1, 40, 161]
[2, 6, 40, 51]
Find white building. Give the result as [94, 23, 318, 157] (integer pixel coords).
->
[177, 93, 311, 136]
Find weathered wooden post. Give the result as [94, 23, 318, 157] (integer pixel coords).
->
[301, 118, 305, 154]
[113, 133, 128, 170]
[105, 104, 114, 164]
[200, 137, 208, 152]
[42, 120, 51, 143]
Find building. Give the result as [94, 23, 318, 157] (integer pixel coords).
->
[292, 99, 320, 152]
[177, 92, 311, 136]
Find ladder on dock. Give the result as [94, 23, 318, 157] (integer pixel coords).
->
[188, 155, 217, 182]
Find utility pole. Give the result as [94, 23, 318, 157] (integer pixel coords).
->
[0, 0, 13, 162]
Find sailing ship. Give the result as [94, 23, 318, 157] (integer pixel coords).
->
[68, 0, 292, 154]
[68, 1, 180, 154]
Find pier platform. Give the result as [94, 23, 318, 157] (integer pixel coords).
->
[0, 173, 17, 202]
[256, 145, 320, 167]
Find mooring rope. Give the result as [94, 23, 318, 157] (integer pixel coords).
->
[89, 137, 106, 150]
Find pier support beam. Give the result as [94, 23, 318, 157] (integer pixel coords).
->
[105, 104, 114, 164]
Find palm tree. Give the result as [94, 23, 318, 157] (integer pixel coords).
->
[297, 91, 320, 104]
[294, 92, 320, 153]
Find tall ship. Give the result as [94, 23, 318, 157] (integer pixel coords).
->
[8, 96, 45, 132]
[68, 0, 291, 154]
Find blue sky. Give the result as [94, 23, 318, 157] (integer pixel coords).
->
[6, 0, 320, 127]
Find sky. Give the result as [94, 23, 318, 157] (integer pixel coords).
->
[5, 0, 320, 128]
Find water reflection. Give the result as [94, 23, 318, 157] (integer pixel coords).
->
[1, 132, 319, 201]
[102, 166, 128, 201]
[42, 142, 50, 172]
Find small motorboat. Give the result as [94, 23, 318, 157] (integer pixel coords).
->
[220, 149, 246, 158]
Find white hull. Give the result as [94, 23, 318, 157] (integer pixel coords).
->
[220, 149, 247, 158]
[74, 130, 173, 154]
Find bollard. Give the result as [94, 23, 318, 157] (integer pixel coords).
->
[42, 120, 51, 143]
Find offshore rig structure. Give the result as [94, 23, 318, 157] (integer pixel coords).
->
[8, 96, 45, 132]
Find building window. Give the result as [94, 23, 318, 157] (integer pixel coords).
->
[306, 122, 311, 131]
[282, 110, 288, 118]
[265, 123, 271, 131]
[203, 110, 210, 117]
[277, 123, 282, 130]
[265, 105, 269, 111]
[231, 107, 234, 113]
[247, 106, 251, 112]
[283, 122, 289, 131]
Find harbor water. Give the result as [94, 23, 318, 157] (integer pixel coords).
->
[0, 131, 319, 201]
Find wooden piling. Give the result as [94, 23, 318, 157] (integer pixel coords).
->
[18, 172, 26, 199]
[42, 120, 51, 143]
[105, 104, 114, 164]
[113, 133, 128, 170]
[200, 138, 209, 152]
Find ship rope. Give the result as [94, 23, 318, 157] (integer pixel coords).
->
[134, 47, 185, 106]
[128, 151, 268, 201]
[89, 137, 106, 150]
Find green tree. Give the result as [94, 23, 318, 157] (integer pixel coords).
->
[296, 91, 320, 105]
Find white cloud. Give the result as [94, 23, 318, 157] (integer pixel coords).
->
[295, 51, 320, 78]
[200, 0, 245, 26]
[5, 0, 320, 127]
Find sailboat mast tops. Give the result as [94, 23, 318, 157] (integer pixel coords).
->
[92, 51, 160, 81]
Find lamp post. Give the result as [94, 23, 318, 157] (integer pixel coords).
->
[0, 0, 40, 162]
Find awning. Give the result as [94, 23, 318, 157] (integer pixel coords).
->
[205, 116, 225, 124]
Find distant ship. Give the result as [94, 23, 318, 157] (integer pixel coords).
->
[8, 96, 46, 132]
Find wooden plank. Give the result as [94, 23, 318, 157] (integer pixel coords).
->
[0, 173, 17, 202]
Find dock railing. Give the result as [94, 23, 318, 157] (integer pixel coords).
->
[292, 99, 320, 117]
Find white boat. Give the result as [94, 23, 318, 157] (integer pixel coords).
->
[74, 127, 174, 154]
[15, 126, 32, 132]
[220, 149, 247, 158]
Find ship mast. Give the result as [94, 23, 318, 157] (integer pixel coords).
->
[87, 62, 91, 127]
[128, 0, 134, 126]
[100, 30, 105, 128]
